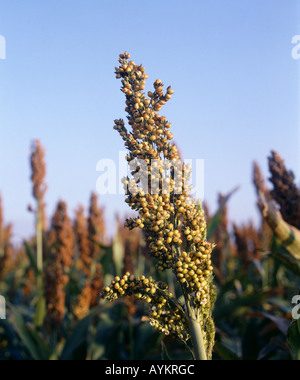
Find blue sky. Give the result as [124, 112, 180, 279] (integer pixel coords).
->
[0, 0, 299, 242]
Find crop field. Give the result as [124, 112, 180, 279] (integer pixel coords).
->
[1, 50, 300, 361]
[0, 1, 299, 363]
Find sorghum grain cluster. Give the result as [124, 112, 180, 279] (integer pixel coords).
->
[102, 53, 216, 358]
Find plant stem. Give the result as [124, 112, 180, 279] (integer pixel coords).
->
[182, 287, 208, 361]
[189, 316, 207, 361]
[36, 199, 43, 288]
[176, 245, 208, 360]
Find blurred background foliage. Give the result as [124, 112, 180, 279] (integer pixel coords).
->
[0, 144, 300, 361]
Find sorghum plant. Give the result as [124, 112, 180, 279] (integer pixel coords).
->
[101, 52, 216, 360]
[74, 263, 103, 320]
[268, 151, 300, 229]
[74, 205, 91, 276]
[253, 154, 300, 261]
[88, 192, 106, 257]
[233, 222, 261, 268]
[211, 193, 230, 284]
[0, 194, 4, 261]
[253, 161, 269, 198]
[0, 196, 12, 282]
[30, 140, 47, 286]
[73, 196, 105, 319]
[45, 201, 74, 330]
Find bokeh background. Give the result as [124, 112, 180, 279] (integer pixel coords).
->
[0, 0, 299, 241]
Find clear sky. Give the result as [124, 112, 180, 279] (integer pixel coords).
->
[0, 0, 299, 242]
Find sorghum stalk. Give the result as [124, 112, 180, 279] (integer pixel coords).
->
[188, 310, 207, 361]
[36, 199, 43, 288]
[101, 52, 216, 360]
[212, 193, 230, 284]
[88, 192, 106, 259]
[30, 140, 47, 287]
[74, 205, 91, 276]
[0, 197, 12, 282]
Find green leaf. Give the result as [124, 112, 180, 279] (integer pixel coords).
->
[255, 312, 290, 335]
[9, 306, 49, 360]
[133, 323, 163, 360]
[207, 186, 239, 240]
[0, 318, 20, 342]
[287, 320, 300, 360]
[161, 341, 171, 360]
[214, 342, 241, 360]
[214, 291, 271, 323]
[269, 246, 300, 278]
[257, 193, 300, 260]
[26, 326, 53, 360]
[33, 293, 46, 328]
[60, 305, 103, 360]
[112, 230, 125, 277]
[88, 342, 105, 360]
[24, 241, 39, 276]
[207, 210, 222, 240]
[99, 244, 114, 276]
